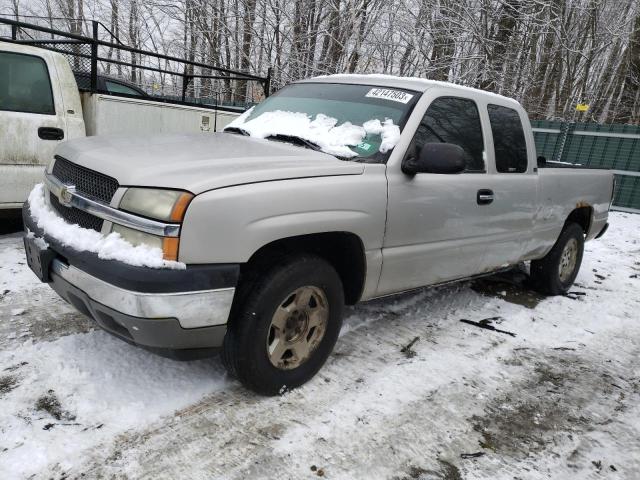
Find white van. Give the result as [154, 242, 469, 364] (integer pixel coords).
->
[0, 41, 241, 211]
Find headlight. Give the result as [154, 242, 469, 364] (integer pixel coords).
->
[119, 188, 193, 222]
[111, 224, 180, 261]
[116, 188, 194, 261]
[111, 224, 163, 250]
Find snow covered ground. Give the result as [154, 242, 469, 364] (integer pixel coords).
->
[0, 212, 639, 480]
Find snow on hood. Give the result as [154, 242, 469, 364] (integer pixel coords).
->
[28, 184, 185, 270]
[226, 109, 401, 158]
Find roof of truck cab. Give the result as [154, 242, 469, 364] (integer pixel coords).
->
[298, 73, 522, 106]
[0, 40, 56, 57]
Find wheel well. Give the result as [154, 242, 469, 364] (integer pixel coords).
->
[565, 206, 593, 234]
[242, 232, 366, 305]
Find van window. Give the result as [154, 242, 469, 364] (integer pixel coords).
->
[488, 104, 528, 173]
[105, 80, 144, 96]
[0, 52, 55, 115]
[412, 97, 485, 172]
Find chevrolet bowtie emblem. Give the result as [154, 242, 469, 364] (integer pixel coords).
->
[59, 184, 76, 207]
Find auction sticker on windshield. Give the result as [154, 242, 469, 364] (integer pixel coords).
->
[365, 88, 414, 104]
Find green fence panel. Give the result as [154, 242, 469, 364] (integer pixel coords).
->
[531, 120, 563, 160]
[531, 121, 640, 211]
[613, 175, 640, 211]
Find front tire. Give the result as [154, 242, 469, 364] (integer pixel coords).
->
[222, 255, 344, 395]
[530, 222, 584, 295]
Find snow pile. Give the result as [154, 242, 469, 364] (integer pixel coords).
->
[362, 118, 401, 153]
[25, 230, 49, 249]
[27, 184, 185, 270]
[225, 105, 254, 128]
[227, 110, 401, 158]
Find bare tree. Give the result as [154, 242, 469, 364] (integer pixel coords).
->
[4, 0, 639, 123]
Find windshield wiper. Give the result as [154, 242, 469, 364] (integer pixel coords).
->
[266, 134, 322, 152]
[226, 130, 329, 155]
[224, 126, 249, 136]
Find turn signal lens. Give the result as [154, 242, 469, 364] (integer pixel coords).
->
[170, 192, 194, 222]
[162, 237, 180, 261]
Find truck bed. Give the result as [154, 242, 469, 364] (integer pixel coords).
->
[532, 167, 613, 258]
[80, 93, 241, 136]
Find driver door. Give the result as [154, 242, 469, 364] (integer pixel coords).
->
[377, 95, 494, 296]
[0, 49, 67, 208]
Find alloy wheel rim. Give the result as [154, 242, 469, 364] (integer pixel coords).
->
[559, 238, 578, 283]
[266, 285, 329, 370]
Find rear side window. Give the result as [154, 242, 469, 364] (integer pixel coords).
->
[0, 52, 55, 115]
[413, 97, 485, 172]
[488, 105, 528, 173]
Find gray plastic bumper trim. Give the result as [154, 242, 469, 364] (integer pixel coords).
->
[51, 259, 234, 328]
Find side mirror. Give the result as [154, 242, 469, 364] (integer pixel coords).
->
[537, 155, 547, 168]
[402, 142, 466, 175]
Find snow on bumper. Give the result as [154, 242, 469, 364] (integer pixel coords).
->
[23, 197, 239, 350]
[27, 183, 185, 270]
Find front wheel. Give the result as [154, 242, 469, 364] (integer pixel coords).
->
[222, 255, 344, 395]
[530, 222, 585, 295]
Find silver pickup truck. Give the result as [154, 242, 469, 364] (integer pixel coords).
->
[23, 75, 614, 395]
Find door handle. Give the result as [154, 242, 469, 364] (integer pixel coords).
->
[38, 127, 64, 141]
[477, 189, 494, 205]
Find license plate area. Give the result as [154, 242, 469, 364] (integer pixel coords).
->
[24, 235, 56, 282]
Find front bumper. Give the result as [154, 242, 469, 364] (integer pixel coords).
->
[49, 262, 229, 351]
[23, 202, 239, 352]
[595, 222, 609, 239]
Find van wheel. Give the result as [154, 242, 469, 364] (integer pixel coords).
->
[222, 255, 344, 395]
[530, 223, 584, 295]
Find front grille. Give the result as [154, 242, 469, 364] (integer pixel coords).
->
[50, 193, 104, 232]
[49, 156, 119, 232]
[52, 156, 119, 203]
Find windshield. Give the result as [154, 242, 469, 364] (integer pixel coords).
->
[224, 82, 420, 162]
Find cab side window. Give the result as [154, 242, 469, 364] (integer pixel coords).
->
[488, 104, 528, 173]
[413, 97, 485, 172]
[0, 51, 55, 115]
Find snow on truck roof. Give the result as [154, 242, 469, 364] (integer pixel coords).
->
[300, 73, 521, 106]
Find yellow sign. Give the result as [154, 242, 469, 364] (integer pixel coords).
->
[576, 103, 589, 112]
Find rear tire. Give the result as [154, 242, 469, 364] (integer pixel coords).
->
[222, 254, 344, 395]
[530, 223, 584, 295]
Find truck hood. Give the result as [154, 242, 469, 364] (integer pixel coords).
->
[54, 133, 365, 194]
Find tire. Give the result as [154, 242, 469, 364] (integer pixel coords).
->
[222, 254, 344, 395]
[530, 222, 584, 295]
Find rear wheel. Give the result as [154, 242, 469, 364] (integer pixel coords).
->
[530, 223, 584, 295]
[222, 255, 344, 395]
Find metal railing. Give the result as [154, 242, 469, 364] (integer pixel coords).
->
[0, 17, 271, 111]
